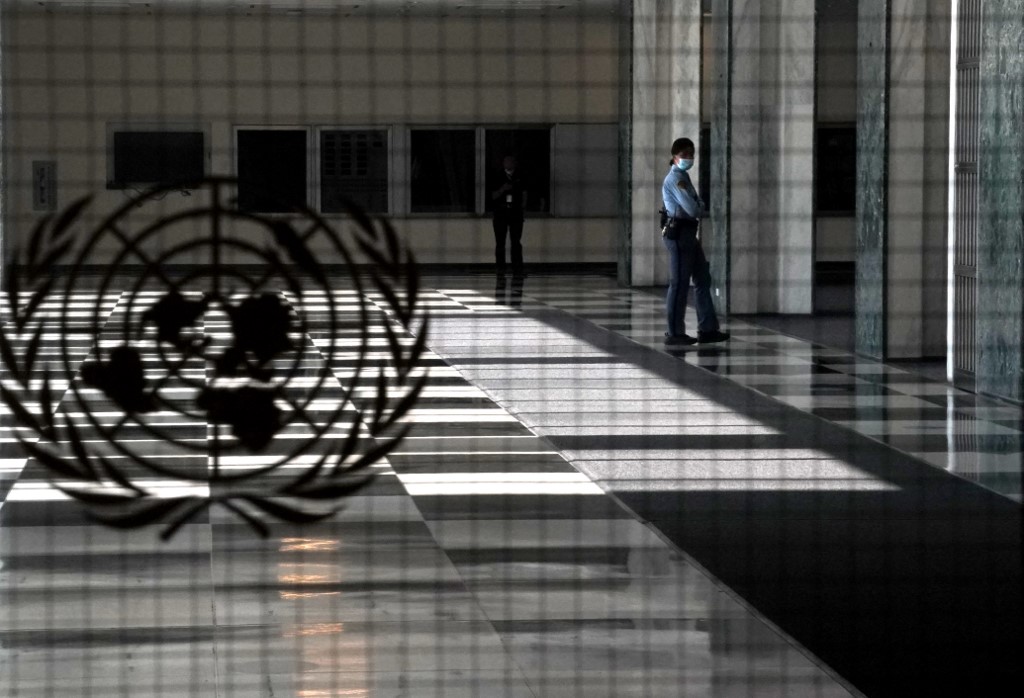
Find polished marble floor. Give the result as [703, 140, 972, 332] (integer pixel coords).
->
[1, 272, 1021, 697]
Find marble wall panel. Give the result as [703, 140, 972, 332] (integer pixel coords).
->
[625, 0, 704, 288]
[709, 0, 733, 312]
[978, 0, 1024, 400]
[730, 100, 763, 313]
[656, 0, 675, 166]
[856, 0, 950, 361]
[756, 1, 780, 311]
[921, 2, 951, 358]
[671, 0, 704, 194]
[708, 0, 815, 315]
[618, 0, 634, 284]
[886, 0, 928, 358]
[629, 0, 661, 286]
[727, 1, 761, 313]
[856, 0, 889, 359]
[774, 0, 815, 314]
[778, 102, 816, 313]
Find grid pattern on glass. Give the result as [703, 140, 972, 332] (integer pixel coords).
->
[1, 2, 1019, 698]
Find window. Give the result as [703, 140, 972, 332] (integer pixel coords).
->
[320, 129, 389, 214]
[237, 129, 308, 213]
[410, 129, 476, 214]
[108, 131, 205, 190]
[226, 122, 616, 218]
[815, 124, 856, 216]
[106, 124, 209, 191]
[484, 128, 551, 214]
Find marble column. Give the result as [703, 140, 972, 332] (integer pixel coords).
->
[709, 0, 732, 312]
[661, 0, 704, 289]
[886, 0, 929, 358]
[977, 0, 1024, 401]
[618, 0, 634, 284]
[627, 0, 660, 287]
[624, 0, 703, 288]
[855, 0, 890, 359]
[773, 0, 815, 314]
[857, 0, 951, 360]
[0, 7, 5, 302]
[709, 0, 815, 315]
[668, 0, 703, 206]
[724, 0, 760, 313]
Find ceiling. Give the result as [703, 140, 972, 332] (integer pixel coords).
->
[15, 0, 623, 16]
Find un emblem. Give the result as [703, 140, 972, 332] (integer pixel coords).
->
[0, 178, 428, 538]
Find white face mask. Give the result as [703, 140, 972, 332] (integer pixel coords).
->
[504, 169, 515, 176]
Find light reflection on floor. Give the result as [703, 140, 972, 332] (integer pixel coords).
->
[3, 273, 1022, 696]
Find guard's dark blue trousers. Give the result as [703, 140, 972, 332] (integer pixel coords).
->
[664, 227, 720, 338]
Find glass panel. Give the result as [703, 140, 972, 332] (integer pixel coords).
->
[237, 129, 308, 213]
[814, 125, 856, 215]
[410, 129, 475, 213]
[321, 129, 389, 214]
[484, 128, 551, 214]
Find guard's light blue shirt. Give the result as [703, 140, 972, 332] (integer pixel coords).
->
[662, 166, 704, 220]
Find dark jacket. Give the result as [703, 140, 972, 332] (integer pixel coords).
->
[492, 170, 527, 217]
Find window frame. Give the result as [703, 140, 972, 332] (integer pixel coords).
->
[314, 125, 393, 216]
[228, 122, 612, 220]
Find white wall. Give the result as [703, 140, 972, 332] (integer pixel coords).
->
[2, 8, 621, 265]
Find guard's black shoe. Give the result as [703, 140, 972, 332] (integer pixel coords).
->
[697, 330, 730, 344]
[665, 334, 698, 346]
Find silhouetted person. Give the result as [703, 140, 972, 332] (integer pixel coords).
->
[491, 155, 527, 276]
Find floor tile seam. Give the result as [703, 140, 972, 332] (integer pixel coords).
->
[0, 292, 126, 504]
[429, 289, 480, 313]
[419, 298, 862, 698]
[198, 302, 228, 697]
[635, 288, 1020, 415]
[305, 295, 537, 690]
[575, 474, 864, 698]
[400, 299, 739, 696]
[4, 292, 222, 688]
[720, 378, 1024, 499]
[607, 288, 1008, 405]
[537, 293, 1023, 504]
[437, 284, 1011, 696]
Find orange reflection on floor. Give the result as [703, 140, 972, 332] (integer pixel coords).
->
[280, 537, 342, 552]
